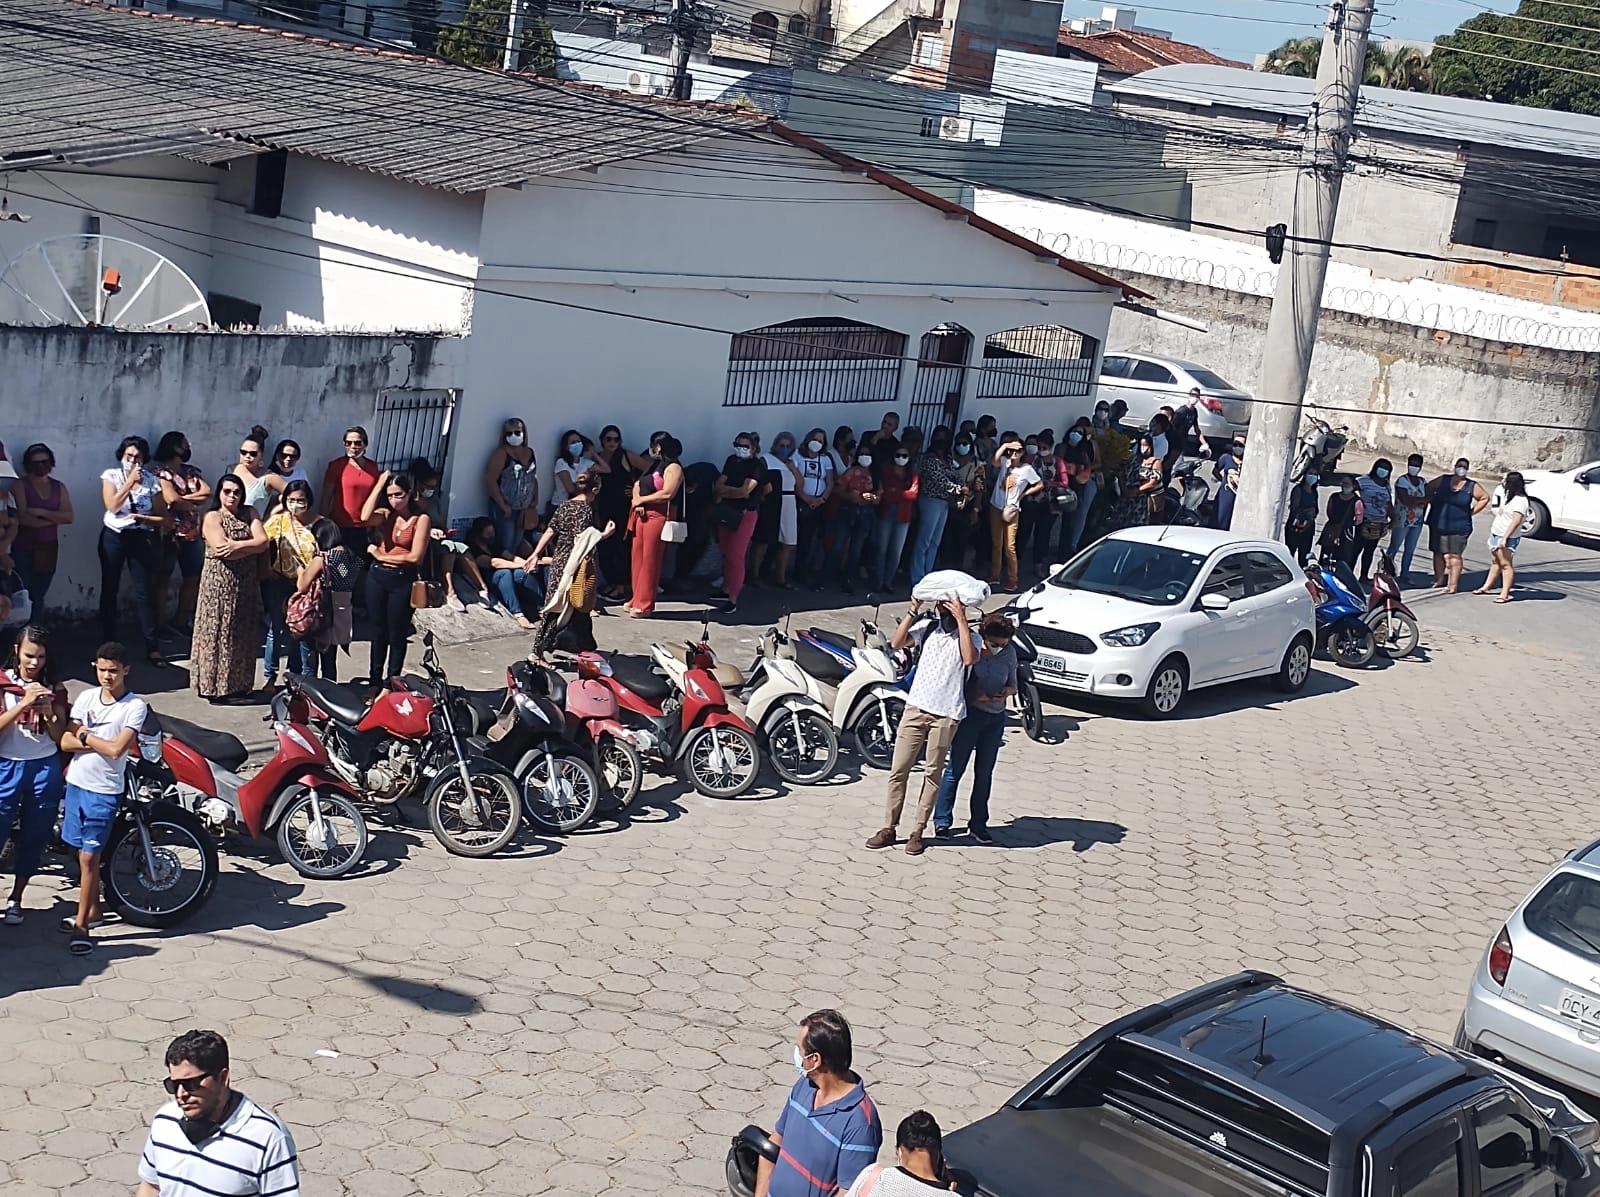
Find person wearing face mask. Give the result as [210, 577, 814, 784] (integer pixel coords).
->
[151, 430, 211, 639]
[137, 1029, 299, 1197]
[1211, 436, 1246, 531]
[624, 437, 684, 618]
[870, 438, 919, 593]
[711, 434, 765, 612]
[262, 480, 320, 686]
[794, 429, 835, 587]
[11, 444, 73, 622]
[1148, 412, 1172, 474]
[552, 429, 595, 508]
[944, 430, 983, 568]
[192, 475, 269, 703]
[828, 425, 856, 476]
[754, 1010, 881, 1197]
[829, 444, 879, 593]
[589, 424, 649, 602]
[98, 436, 170, 668]
[932, 615, 1017, 843]
[1058, 418, 1099, 557]
[988, 437, 1042, 592]
[1092, 401, 1111, 430]
[1015, 437, 1054, 579]
[1388, 454, 1429, 583]
[1285, 472, 1320, 566]
[1353, 459, 1394, 581]
[1425, 458, 1490, 593]
[910, 427, 961, 585]
[485, 417, 539, 555]
[751, 431, 802, 590]
[1319, 474, 1365, 568]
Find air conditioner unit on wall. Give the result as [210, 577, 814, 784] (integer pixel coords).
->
[938, 116, 972, 142]
[627, 71, 649, 94]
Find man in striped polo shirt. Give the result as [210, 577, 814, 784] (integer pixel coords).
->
[756, 1009, 883, 1197]
[137, 1029, 300, 1197]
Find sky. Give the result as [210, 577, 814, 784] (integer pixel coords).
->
[1058, 0, 1522, 64]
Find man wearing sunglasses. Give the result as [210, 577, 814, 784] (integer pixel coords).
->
[137, 1029, 299, 1196]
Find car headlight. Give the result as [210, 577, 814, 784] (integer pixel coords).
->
[1100, 622, 1160, 647]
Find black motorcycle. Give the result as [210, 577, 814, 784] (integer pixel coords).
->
[726, 1126, 779, 1197]
[995, 601, 1046, 741]
[475, 661, 602, 835]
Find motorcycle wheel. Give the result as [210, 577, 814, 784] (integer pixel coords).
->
[1020, 678, 1046, 741]
[102, 802, 219, 927]
[424, 760, 522, 857]
[1365, 609, 1419, 659]
[850, 695, 904, 770]
[766, 709, 839, 786]
[274, 786, 368, 880]
[684, 726, 760, 799]
[597, 736, 645, 814]
[1327, 620, 1378, 668]
[521, 751, 602, 834]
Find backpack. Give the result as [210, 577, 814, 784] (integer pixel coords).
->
[286, 562, 331, 639]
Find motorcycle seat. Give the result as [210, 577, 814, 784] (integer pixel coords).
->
[805, 627, 855, 655]
[154, 712, 250, 772]
[608, 654, 672, 703]
[794, 638, 849, 685]
[294, 676, 371, 726]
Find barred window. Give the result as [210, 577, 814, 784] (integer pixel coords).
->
[724, 318, 906, 408]
[975, 324, 1098, 399]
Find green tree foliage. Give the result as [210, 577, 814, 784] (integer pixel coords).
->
[1262, 36, 1322, 78]
[1261, 38, 1433, 92]
[1433, 1, 1600, 112]
[436, 0, 558, 74]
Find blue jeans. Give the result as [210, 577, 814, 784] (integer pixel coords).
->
[872, 516, 911, 590]
[1389, 518, 1424, 576]
[97, 526, 160, 651]
[831, 505, 876, 581]
[492, 509, 527, 555]
[0, 755, 65, 882]
[1059, 476, 1097, 559]
[933, 708, 1007, 833]
[490, 567, 541, 616]
[15, 560, 53, 616]
[910, 496, 950, 584]
[262, 577, 312, 682]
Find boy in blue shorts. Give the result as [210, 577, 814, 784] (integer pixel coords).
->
[59, 642, 149, 955]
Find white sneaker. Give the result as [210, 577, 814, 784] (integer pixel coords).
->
[446, 594, 466, 613]
[3, 902, 22, 926]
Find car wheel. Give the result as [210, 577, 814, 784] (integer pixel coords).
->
[1524, 498, 1553, 539]
[1140, 656, 1188, 719]
[1274, 634, 1313, 693]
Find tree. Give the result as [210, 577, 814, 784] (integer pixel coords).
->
[436, 0, 558, 75]
[1262, 37, 1434, 92]
[1433, 1, 1600, 113]
[1263, 36, 1321, 78]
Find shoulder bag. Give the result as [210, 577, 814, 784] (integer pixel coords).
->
[660, 489, 688, 543]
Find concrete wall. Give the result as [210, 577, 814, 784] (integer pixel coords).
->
[1105, 272, 1600, 474]
[4, 328, 466, 615]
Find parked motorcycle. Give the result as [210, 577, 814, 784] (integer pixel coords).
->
[1307, 558, 1377, 667]
[576, 619, 761, 798]
[1348, 553, 1420, 659]
[478, 660, 603, 834]
[1163, 458, 1213, 527]
[992, 601, 1047, 741]
[280, 633, 522, 857]
[727, 623, 838, 785]
[548, 656, 647, 814]
[146, 710, 368, 879]
[105, 744, 220, 927]
[1291, 417, 1348, 484]
[793, 617, 907, 769]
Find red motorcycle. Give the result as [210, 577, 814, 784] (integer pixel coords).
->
[523, 658, 647, 814]
[145, 711, 369, 879]
[1333, 554, 1420, 659]
[574, 622, 760, 799]
[277, 632, 523, 858]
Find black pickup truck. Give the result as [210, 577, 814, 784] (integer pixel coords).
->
[945, 972, 1599, 1197]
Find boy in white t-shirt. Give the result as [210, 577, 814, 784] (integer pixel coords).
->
[58, 641, 149, 954]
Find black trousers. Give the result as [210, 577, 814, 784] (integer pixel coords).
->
[366, 563, 415, 683]
[98, 526, 161, 650]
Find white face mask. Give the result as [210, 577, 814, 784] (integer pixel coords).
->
[894, 455, 910, 466]
[807, 439, 824, 454]
[1408, 464, 1421, 477]
[1455, 466, 1469, 478]
[506, 432, 524, 447]
[857, 454, 872, 468]
[793, 1045, 810, 1077]
[734, 446, 752, 460]
[287, 501, 309, 514]
[423, 488, 436, 499]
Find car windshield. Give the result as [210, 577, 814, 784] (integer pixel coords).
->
[1186, 367, 1237, 391]
[1524, 873, 1600, 965]
[1050, 539, 1206, 606]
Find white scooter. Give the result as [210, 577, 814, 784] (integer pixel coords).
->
[724, 625, 839, 786]
[793, 617, 907, 770]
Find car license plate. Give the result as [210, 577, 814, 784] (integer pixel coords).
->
[1558, 988, 1600, 1029]
[1035, 649, 1067, 675]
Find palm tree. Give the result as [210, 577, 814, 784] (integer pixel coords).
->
[1263, 36, 1321, 78]
[1364, 44, 1431, 91]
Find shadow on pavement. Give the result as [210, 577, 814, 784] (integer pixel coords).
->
[999, 816, 1128, 852]
[232, 936, 486, 1016]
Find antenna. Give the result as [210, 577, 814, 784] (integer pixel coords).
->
[1251, 1017, 1274, 1070]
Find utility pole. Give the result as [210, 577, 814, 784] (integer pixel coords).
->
[1232, 0, 1374, 540]
[504, 0, 526, 70]
[668, 0, 695, 100]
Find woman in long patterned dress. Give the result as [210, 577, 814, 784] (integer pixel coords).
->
[529, 473, 614, 660]
[1113, 434, 1163, 531]
[191, 474, 268, 704]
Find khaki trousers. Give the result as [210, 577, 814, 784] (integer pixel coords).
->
[882, 705, 960, 833]
[988, 505, 1019, 589]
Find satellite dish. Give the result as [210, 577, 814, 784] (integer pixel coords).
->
[0, 234, 210, 330]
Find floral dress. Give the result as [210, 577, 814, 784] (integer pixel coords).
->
[533, 498, 596, 656]
[191, 512, 262, 698]
[1114, 456, 1159, 529]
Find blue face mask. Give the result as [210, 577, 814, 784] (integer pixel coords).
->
[1305, 475, 1320, 487]
[1068, 431, 1083, 445]
[1375, 467, 1390, 480]
[777, 447, 794, 460]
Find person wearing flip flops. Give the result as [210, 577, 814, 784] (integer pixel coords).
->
[0, 625, 69, 926]
[57, 641, 148, 955]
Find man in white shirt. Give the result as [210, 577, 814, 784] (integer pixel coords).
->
[138, 1029, 300, 1197]
[58, 640, 148, 954]
[866, 597, 978, 856]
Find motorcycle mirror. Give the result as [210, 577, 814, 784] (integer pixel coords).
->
[424, 630, 436, 648]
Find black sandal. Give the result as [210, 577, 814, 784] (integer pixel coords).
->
[69, 933, 93, 955]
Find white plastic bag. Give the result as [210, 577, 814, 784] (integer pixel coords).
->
[911, 569, 989, 607]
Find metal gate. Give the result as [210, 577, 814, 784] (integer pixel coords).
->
[906, 324, 972, 438]
[373, 388, 457, 473]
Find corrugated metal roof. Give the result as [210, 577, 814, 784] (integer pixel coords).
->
[1107, 64, 1600, 162]
[0, 0, 764, 192]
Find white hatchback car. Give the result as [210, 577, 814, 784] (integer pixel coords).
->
[1014, 527, 1316, 718]
[1519, 460, 1600, 539]
[1459, 841, 1600, 1099]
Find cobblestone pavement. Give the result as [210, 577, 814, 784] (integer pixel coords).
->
[3, 588, 1598, 1196]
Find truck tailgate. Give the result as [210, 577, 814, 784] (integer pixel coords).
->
[946, 1105, 1294, 1197]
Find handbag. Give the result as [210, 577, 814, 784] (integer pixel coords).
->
[567, 557, 597, 611]
[1051, 489, 1079, 512]
[410, 579, 444, 609]
[660, 491, 688, 542]
[712, 501, 745, 530]
[285, 568, 331, 639]
[1360, 520, 1389, 541]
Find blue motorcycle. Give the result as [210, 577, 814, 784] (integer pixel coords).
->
[1307, 557, 1377, 668]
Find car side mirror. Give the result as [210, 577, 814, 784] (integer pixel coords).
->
[1549, 1135, 1587, 1182]
[1480, 1132, 1530, 1171]
[1200, 592, 1230, 612]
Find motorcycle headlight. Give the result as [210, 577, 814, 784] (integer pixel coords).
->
[1100, 622, 1160, 648]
